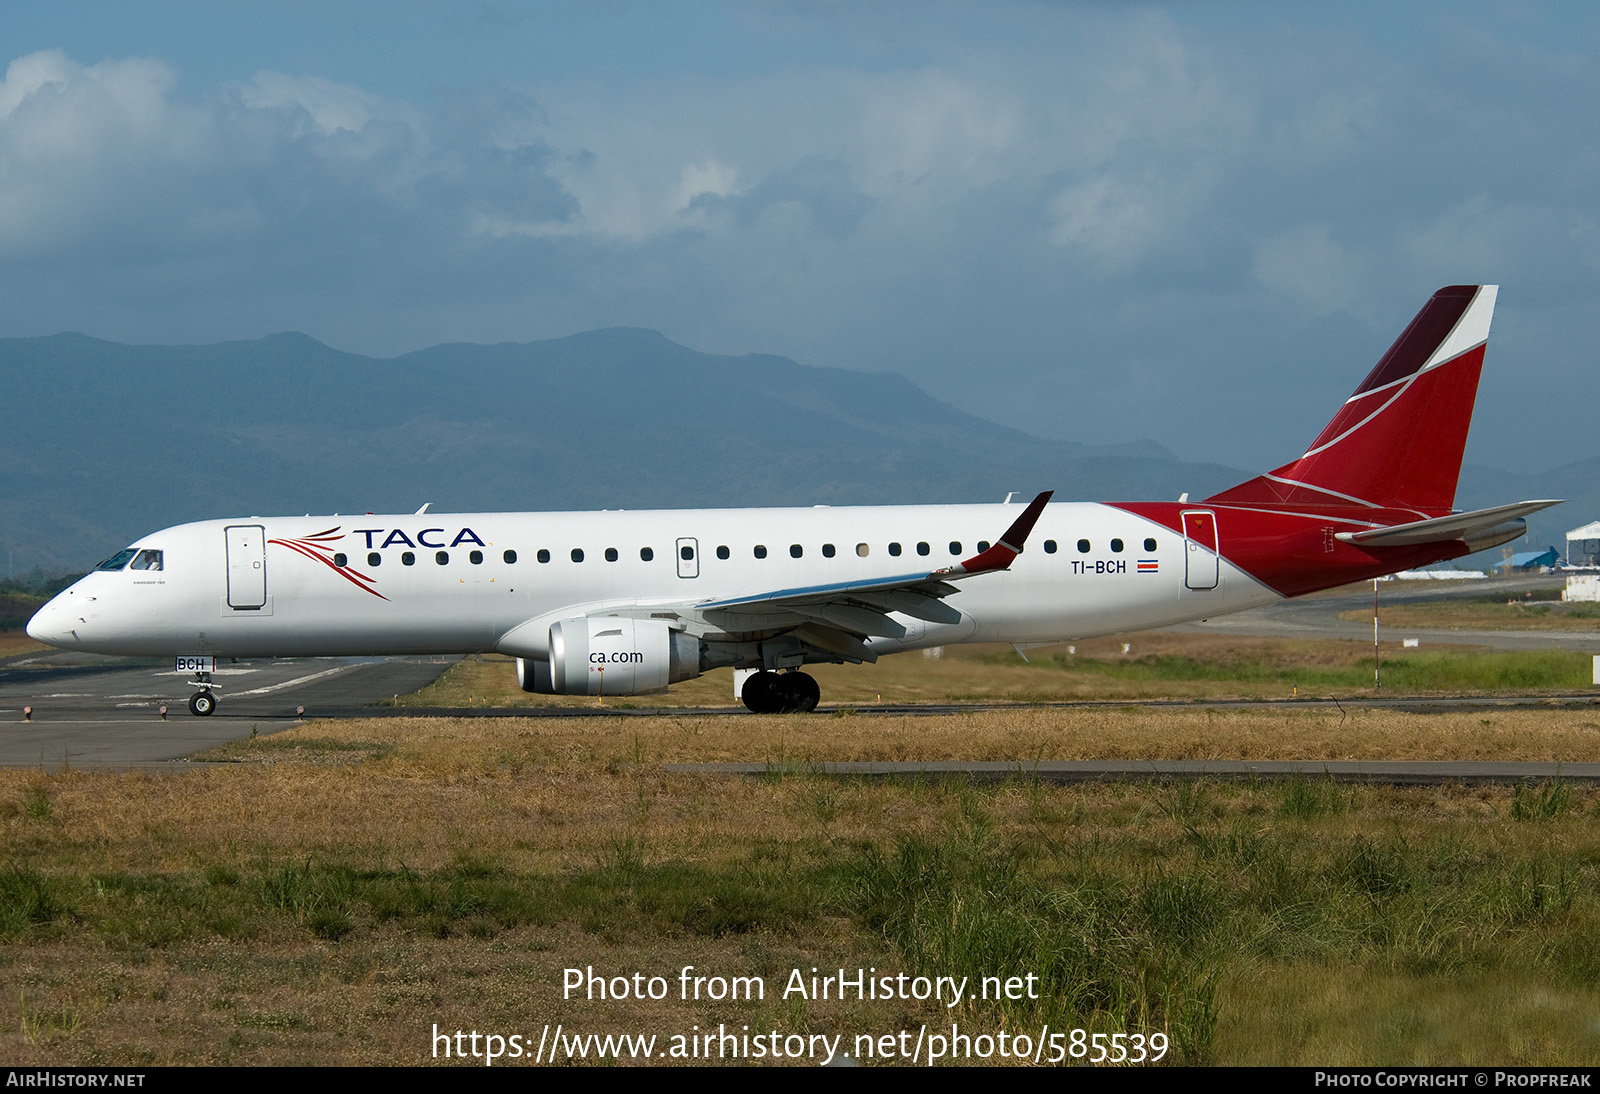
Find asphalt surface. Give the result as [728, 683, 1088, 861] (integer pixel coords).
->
[0, 651, 454, 769]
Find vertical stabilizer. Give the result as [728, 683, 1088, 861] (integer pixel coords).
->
[1207, 285, 1496, 515]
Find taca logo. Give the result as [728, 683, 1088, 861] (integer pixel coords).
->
[352, 528, 487, 549]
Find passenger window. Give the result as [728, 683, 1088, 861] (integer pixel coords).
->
[640, 547, 654, 561]
[470, 550, 483, 564]
[368, 552, 381, 567]
[96, 549, 138, 572]
[436, 551, 449, 565]
[790, 544, 803, 558]
[716, 545, 730, 560]
[1044, 540, 1057, 554]
[856, 543, 869, 557]
[977, 541, 990, 552]
[1111, 539, 1124, 553]
[402, 552, 416, 566]
[888, 542, 902, 557]
[916, 542, 930, 556]
[333, 553, 348, 567]
[130, 549, 163, 571]
[571, 548, 584, 563]
[536, 550, 549, 564]
[1144, 538, 1157, 552]
[681, 544, 695, 561]
[605, 548, 618, 562]
[1077, 539, 1090, 553]
[822, 543, 836, 558]
[949, 541, 962, 555]
[755, 545, 767, 559]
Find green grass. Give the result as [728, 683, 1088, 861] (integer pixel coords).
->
[0, 850, 837, 949]
[10, 775, 1600, 1063]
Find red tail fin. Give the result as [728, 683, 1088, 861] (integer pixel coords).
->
[1207, 285, 1496, 516]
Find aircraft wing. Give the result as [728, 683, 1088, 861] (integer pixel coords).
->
[695, 491, 1052, 655]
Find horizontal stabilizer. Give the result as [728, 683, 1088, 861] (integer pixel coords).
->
[1335, 500, 1563, 548]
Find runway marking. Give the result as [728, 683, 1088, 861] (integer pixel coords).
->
[41, 666, 366, 699]
[230, 664, 358, 697]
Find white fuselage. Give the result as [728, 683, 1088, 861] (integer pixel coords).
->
[26, 501, 1275, 661]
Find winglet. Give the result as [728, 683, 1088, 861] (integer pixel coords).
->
[944, 490, 1053, 576]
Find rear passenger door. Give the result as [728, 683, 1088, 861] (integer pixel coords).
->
[1181, 510, 1219, 591]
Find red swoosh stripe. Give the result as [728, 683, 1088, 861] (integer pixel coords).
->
[268, 535, 390, 601]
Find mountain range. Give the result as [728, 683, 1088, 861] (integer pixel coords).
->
[0, 328, 1586, 574]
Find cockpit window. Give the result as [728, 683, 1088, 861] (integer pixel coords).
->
[130, 549, 164, 572]
[95, 548, 138, 572]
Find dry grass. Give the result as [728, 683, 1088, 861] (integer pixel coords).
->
[4, 741, 1600, 1065]
[1220, 965, 1600, 1065]
[203, 704, 1600, 770]
[0, 632, 47, 658]
[393, 643, 1236, 709]
[3, 927, 891, 1066]
[6, 638, 1600, 1066]
[396, 631, 1592, 711]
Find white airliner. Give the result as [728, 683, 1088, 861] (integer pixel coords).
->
[27, 285, 1558, 715]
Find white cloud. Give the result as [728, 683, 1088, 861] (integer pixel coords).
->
[845, 68, 1024, 197]
[237, 72, 388, 137]
[1, 4, 1599, 474]
[0, 49, 194, 159]
[1398, 196, 1575, 283]
[1047, 168, 1218, 275]
[675, 160, 740, 212]
[0, 50, 212, 258]
[1251, 223, 1371, 319]
[0, 49, 76, 121]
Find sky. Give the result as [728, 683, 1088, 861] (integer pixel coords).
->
[1, 1, 1596, 473]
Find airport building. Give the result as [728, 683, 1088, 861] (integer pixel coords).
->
[1564, 521, 1600, 602]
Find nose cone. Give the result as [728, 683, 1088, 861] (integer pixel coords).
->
[25, 596, 77, 648]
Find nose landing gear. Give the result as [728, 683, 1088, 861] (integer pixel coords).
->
[187, 672, 218, 716]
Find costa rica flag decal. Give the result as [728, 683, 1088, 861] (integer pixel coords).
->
[1137, 559, 1159, 573]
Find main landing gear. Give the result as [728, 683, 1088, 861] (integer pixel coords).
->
[188, 672, 218, 717]
[741, 670, 820, 714]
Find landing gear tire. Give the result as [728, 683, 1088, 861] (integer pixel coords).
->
[779, 671, 820, 713]
[741, 670, 781, 714]
[189, 691, 216, 717]
[741, 670, 820, 714]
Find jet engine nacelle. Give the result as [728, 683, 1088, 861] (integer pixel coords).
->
[516, 617, 700, 696]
